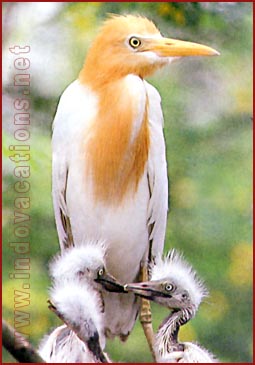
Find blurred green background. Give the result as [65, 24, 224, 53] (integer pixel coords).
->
[2, 2, 252, 363]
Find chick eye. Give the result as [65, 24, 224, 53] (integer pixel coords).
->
[165, 283, 173, 292]
[129, 37, 141, 49]
[98, 268, 104, 276]
[182, 292, 188, 300]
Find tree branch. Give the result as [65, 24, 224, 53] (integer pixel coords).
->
[2, 319, 45, 363]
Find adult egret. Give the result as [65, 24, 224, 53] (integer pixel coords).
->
[39, 242, 122, 362]
[52, 14, 219, 354]
[126, 249, 218, 362]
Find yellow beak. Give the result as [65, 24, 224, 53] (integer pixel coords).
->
[144, 37, 220, 57]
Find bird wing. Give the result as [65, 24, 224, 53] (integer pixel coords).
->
[145, 81, 169, 262]
[52, 80, 96, 249]
[52, 105, 73, 249]
[52, 149, 73, 249]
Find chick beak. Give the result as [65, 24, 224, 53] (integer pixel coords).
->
[144, 36, 220, 57]
[95, 272, 126, 293]
[125, 281, 161, 299]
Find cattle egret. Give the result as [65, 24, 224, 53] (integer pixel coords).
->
[49, 241, 124, 293]
[126, 249, 218, 362]
[39, 242, 121, 362]
[52, 14, 219, 356]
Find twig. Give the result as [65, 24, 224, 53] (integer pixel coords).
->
[2, 319, 45, 363]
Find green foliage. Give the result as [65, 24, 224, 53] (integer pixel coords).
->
[3, 2, 252, 363]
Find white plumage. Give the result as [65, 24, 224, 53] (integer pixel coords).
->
[126, 249, 218, 363]
[50, 281, 104, 344]
[51, 14, 218, 344]
[49, 241, 106, 286]
[164, 342, 217, 363]
[39, 286, 106, 363]
[52, 37, 168, 341]
[39, 243, 117, 363]
[151, 250, 208, 310]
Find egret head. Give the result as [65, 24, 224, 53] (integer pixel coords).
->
[80, 15, 219, 87]
[50, 241, 124, 292]
[126, 249, 208, 313]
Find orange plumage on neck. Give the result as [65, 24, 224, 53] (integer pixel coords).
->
[83, 79, 149, 203]
[78, 15, 156, 203]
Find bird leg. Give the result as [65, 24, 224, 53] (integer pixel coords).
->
[139, 263, 156, 362]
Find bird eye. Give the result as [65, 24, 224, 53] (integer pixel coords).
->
[98, 268, 104, 276]
[182, 292, 188, 300]
[165, 283, 173, 292]
[129, 37, 141, 49]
